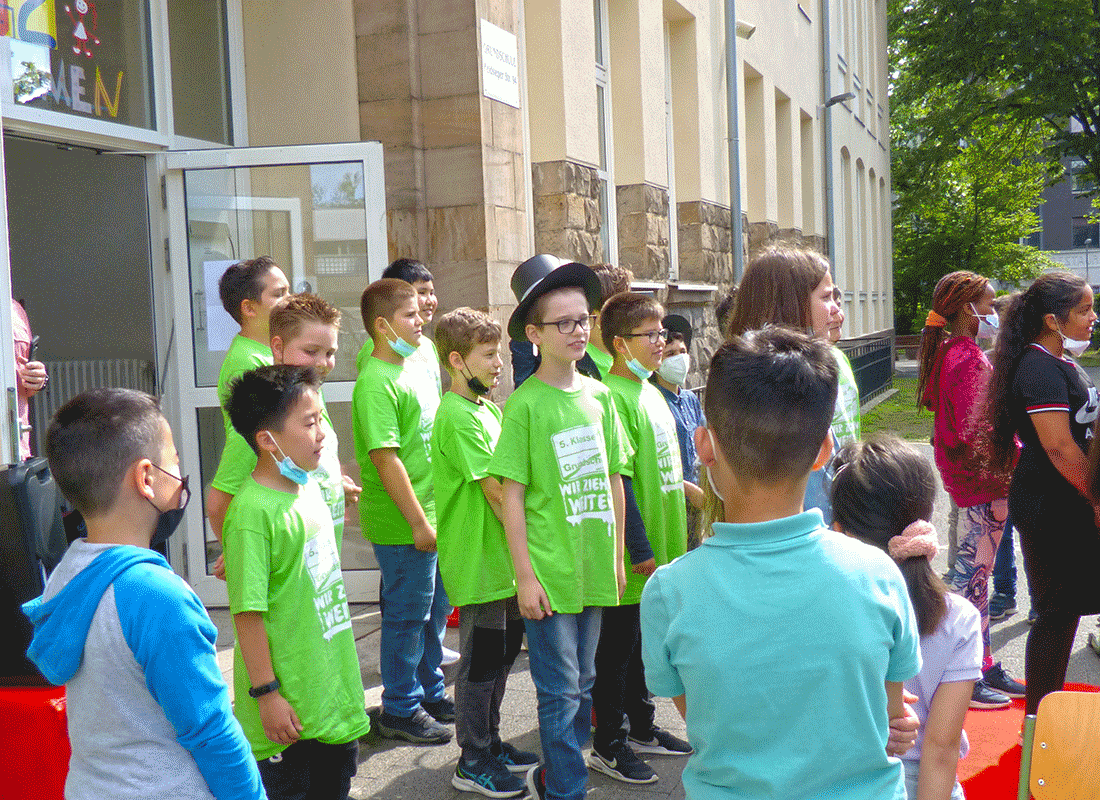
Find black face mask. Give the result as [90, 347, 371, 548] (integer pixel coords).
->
[146, 465, 191, 548]
[460, 364, 491, 397]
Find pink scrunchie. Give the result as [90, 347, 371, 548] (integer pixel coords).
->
[888, 520, 939, 562]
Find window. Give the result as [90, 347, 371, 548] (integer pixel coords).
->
[1073, 217, 1099, 249]
[594, 0, 616, 263]
[1070, 159, 1097, 196]
[168, 0, 232, 144]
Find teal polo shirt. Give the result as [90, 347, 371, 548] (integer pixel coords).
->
[640, 510, 920, 800]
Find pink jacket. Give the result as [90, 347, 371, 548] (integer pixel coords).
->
[923, 336, 1010, 507]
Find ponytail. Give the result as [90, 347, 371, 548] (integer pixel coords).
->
[915, 271, 988, 411]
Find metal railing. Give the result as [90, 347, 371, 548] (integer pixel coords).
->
[838, 330, 894, 405]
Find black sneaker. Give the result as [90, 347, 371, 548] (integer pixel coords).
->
[628, 727, 693, 756]
[969, 679, 1011, 710]
[1028, 609, 1038, 624]
[492, 741, 540, 774]
[988, 592, 1017, 621]
[525, 765, 547, 800]
[983, 662, 1025, 698]
[587, 741, 658, 784]
[422, 695, 456, 723]
[376, 708, 453, 744]
[452, 754, 526, 798]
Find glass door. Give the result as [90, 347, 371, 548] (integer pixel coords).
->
[165, 142, 387, 604]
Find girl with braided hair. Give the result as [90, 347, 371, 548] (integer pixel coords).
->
[833, 436, 980, 800]
[987, 271, 1100, 716]
[916, 270, 1025, 709]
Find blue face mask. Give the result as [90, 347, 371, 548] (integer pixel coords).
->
[267, 435, 310, 485]
[384, 319, 418, 358]
[623, 342, 653, 380]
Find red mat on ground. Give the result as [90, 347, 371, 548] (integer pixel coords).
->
[959, 682, 1098, 799]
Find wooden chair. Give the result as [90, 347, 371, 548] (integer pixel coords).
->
[1018, 690, 1100, 800]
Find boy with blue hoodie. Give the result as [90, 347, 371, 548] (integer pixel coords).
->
[22, 388, 265, 800]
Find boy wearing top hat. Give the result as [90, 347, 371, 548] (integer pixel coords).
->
[489, 255, 629, 800]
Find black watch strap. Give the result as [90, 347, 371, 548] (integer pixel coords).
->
[248, 678, 281, 699]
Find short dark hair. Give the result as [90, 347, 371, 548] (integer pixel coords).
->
[360, 278, 418, 341]
[46, 388, 165, 516]
[226, 365, 322, 454]
[435, 307, 501, 365]
[218, 256, 280, 324]
[705, 326, 838, 482]
[599, 292, 663, 353]
[382, 258, 433, 285]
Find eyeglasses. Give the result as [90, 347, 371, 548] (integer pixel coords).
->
[621, 328, 669, 345]
[151, 462, 191, 510]
[536, 315, 597, 334]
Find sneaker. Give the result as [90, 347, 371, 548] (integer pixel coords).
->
[587, 741, 658, 784]
[452, 754, 526, 798]
[492, 741, 540, 774]
[983, 662, 1026, 698]
[442, 645, 461, 666]
[525, 764, 546, 800]
[1028, 608, 1038, 624]
[422, 695, 456, 723]
[988, 592, 1017, 621]
[628, 727, 693, 756]
[969, 679, 1011, 710]
[376, 708, 453, 744]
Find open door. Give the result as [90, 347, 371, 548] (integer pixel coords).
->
[164, 142, 387, 605]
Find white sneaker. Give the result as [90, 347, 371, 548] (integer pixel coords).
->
[442, 645, 461, 666]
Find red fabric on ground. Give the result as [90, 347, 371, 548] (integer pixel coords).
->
[0, 685, 69, 800]
[959, 682, 1098, 799]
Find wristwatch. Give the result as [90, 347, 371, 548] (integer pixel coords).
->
[248, 678, 281, 699]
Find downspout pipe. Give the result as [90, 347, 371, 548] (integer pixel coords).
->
[726, 0, 745, 282]
[822, 0, 837, 267]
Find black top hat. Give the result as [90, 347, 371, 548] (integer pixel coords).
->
[663, 314, 693, 349]
[508, 255, 602, 342]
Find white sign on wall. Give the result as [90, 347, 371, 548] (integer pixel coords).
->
[480, 19, 519, 109]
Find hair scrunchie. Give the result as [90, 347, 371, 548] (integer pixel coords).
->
[888, 520, 939, 562]
[924, 309, 949, 328]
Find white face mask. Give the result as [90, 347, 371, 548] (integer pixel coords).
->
[969, 303, 1000, 339]
[657, 353, 690, 386]
[1057, 323, 1091, 357]
[705, 429, 726, 505]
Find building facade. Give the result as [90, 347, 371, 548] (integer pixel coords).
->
[0, 0, 892, 599]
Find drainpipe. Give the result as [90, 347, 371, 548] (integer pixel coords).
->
[726, 0, 745, 282]
[822, 0, 836, 267]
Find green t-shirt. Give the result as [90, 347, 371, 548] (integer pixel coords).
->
[605, 375, 688, 605]
[586, 343, 613, 379]
[431, 391, 515, 607]
[212, 335, 273, 494]
[833, 348, 862, 448]
[357, 336, 442, 397]
[353, 355, 440, 544]
[489, 375, 630, 613]
[224, 478, 369, 759]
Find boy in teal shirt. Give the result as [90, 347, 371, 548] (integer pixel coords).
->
[207, 256, 290, 542]
[223, 365, 370, 800]
[353, 278, 452, 745]
[589, 293, 692, 786]
[639, 328, 921, 800]
[489, 254, 628, 800]
[432, 308, 539, 798]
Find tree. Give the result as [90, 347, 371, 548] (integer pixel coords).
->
[889, 1, 1059, 334]
[892, 0, 1100, 194]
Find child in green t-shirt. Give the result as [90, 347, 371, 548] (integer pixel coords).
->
[207, 256, 289, 545]
[223, 365, 370, 800]
[488, 254, 629, 800]
[432, 308, 539, 798]
[353, 278, 452, 746]
[589, 293, 693, 786]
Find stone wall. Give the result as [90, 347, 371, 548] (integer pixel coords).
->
[617, 183, 669, 279]
[531, 160, 603, 263]
[676, 200, 736, 286]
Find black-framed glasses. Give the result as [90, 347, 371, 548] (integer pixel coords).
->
[621, 328, 668, 345]
[536, 315, 597, 334]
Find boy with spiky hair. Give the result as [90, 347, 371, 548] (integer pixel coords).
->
[432, 307, 539, 798]
[489, 254, 629, 800]
[208, 256, 290, 540]
[640, 328, 921, 800]
[224, 365, 369, 800]
[588, 292, 692, 786]
[22, 388, 264, 800]
[354, 278, 453, 745]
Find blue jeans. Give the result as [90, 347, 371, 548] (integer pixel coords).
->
[524, 607, 603, 800]
[992, 517, 1017, 597]
[372, 543, 451, 717]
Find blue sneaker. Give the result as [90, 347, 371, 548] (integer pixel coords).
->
[452, 754, 526, 798]
[989, 592, 1017, 621]
[492, 741, 540, 774]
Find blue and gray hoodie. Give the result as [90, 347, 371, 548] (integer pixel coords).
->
[22, 540, 265, 800]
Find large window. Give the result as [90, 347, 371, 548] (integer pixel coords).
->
[594, 0, 616, 263]
[7, 0, 155, 129]
[1073, 216, 1098, 249]
[1071, 158, 1097, 196]
[168, 0, 232, 144]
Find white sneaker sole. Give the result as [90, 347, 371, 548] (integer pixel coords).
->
[451, 772, 525, 798]
[585, 751, 659, 784]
